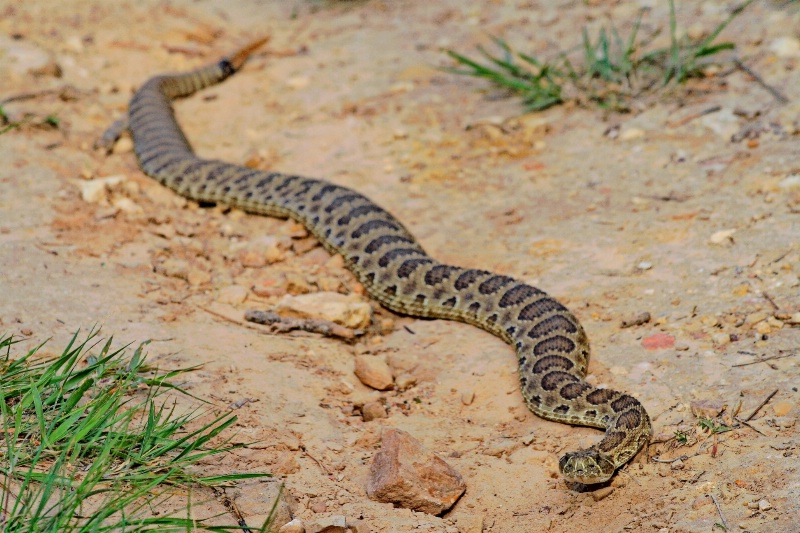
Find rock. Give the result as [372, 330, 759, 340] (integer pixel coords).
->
[278, 518, 305, 533]
[308, 498, 327, 514]
[461, 389, 475, 405]
[770, 36, 800, 58]
[711, 332, 730, 346]
[709, 228, 736, 244]
[779, 174, 800, 191]
[305, 515, 346, 533]
[187, 268, 211, 286]
[284, 272, 313, 294]
[366, 428, 466, 515]
[354, 355, 394, 391]
[362, 401, 388, 421]
[275, 292, 372, 329]
[157, 258, 190, 280]
[112, 136, 134, 154]
[641, 333, 675, 350]
[619, 127, 645, 141]
[239, 248, 267, 268]
[394, 373, 417, 391]
[755, 321, 772, 335]
[691, 399, 726, 419]
[670, 459, 685, 470]
[591, 486, 614, 501]
[78, 175, 126, 203]
[218, 285, 249, 305]
[386, 352, 419, 375]
[758, 498, 772, 511]
[772, 401, 793, 417]
[788, 312, 800, 325]
[112, 196, 143, 216]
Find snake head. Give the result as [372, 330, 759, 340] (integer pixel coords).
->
[559, 449, 616, 484]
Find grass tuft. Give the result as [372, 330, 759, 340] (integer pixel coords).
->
[445, 0, 753, 112]
[0, 329, 274, 532]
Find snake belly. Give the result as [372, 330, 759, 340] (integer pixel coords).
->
[125, 40, 651, 484]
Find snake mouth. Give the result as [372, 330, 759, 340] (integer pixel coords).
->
[559, 449, 616, 485]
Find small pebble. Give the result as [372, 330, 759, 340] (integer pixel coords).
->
[187, 268, 211, 286]
[779, 174, 800, 190]
[711, 332, 730, 346]
[395, 373, 417, 391]
[591, 486, 614, 501]
[354, 355, 394, 390]
[744, 311, 769, 326]
[709, 228, 736, 244]
[758, 498, 772, 511]
[619, 127, 645, 141]
[362, 401, 388, 421]
[239, 249, 266, 268]
[217, 285, 248, 305]
[308, 499, 327, 514]
[112, 136, 134, 154]
[278, 518, 304, 533]
[770, 36, 800, 58]
[772, 401, 793, 417]
[670, 459, 685, 470]
[79, 175, 126, 203]
[158, 258, 190, 280]
[461, 389, 475, 405]
[620, 311, 651, 328]
[754, 321, 772, 335]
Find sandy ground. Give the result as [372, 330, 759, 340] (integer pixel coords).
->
[1, 1, 800, 531]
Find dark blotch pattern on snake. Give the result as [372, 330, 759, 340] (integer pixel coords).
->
[124, 39, 651, 484]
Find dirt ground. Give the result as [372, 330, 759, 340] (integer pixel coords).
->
[1, 1, 799, 532]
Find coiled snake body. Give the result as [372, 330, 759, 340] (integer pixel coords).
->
[124, 39, 651, 484]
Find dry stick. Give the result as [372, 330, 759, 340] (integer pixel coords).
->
[682, 469, 706, 484]
[734, 58, 789, 105]
[732, 353, 797, 368]
[198, 305, 267, 333]
[212, 487, 251, 533]
[735, 417, 766, 436]
[666, 105, 721, 128]
[744, 389, 779, 422]
[245, 310, 358, 340]
[762, 291, 779, 311]
[708, 493, 729, 530]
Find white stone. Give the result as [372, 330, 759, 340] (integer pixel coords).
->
[770, 36, 800, 58]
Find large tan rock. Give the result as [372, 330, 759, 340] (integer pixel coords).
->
[366, 428, 465, 515]
[275, 292, 371, 329]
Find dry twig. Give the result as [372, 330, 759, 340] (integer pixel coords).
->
[244, 309, 360, 340]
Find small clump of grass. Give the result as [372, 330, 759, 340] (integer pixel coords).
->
[0, 330, 274, 532]
[445, 0, 753, 112]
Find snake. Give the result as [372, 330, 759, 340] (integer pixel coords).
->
[119, 38, 651, 484]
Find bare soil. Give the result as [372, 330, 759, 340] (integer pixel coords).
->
[1, 1, 799, 532]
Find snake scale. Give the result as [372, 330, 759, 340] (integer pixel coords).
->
[123, 39, 651, 484]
